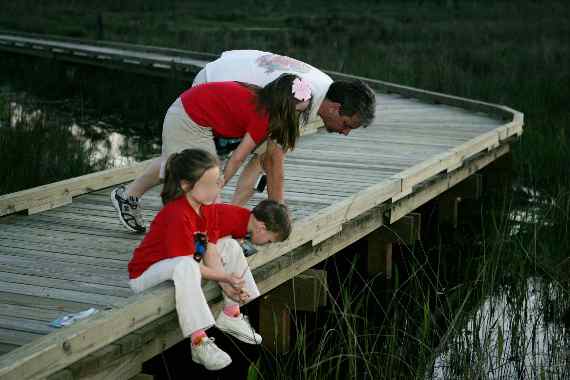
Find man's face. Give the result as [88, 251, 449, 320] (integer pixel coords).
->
[321, 104, 361, 136]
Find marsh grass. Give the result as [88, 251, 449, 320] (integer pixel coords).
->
[246, 189, 569, 379]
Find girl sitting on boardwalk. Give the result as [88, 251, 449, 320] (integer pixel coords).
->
[112, 73, 311, 233]
[127, 149, 291, 370]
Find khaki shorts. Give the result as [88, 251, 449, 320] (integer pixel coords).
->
[161, 97, 217, 157]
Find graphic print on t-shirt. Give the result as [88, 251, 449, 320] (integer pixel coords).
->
[255, 54, 312, 74]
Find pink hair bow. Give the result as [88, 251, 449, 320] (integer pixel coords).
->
[292, 78, 312, 101]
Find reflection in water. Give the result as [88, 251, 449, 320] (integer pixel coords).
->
[0, 95, 161, 195]
[0, 53, 188, 195]
[431, 277, 568, 379]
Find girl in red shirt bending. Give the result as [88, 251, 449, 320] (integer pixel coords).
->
[128, 149, 291, 371]
[112, 74, 312, 233]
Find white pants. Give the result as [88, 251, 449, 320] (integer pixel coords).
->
[129, 237, 260, 337]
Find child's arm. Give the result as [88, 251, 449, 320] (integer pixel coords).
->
[222, 133, 257, 188]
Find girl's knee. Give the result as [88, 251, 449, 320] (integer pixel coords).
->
[218, 238, 243, 256]
[172, 257, 201, 282]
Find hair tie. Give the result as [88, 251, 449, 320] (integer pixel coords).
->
[292, 78, 312, 101]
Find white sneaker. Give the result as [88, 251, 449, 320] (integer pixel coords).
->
[216, 312, 262, 345]
[191, 337, 232, 371]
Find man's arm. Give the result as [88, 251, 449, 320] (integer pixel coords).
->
[263, 140, 285, 204]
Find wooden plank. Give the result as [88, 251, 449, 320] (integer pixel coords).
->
[0, 303, 63, 322]
[0, 234, 135, 259]
[0, 315, 55, 335]
[26, 195, 72, 215]
[0, 328, 40, 347]
[391, 144, 510, 223]
[0, 343, 19, 356]
[0, 281, 125, 306]
[0, 246, 129, 271]
[0, 292, 93, 314]
[0, 252, 127, 287]
[0, 159, 153, 217]
[0, 272, 131, 298]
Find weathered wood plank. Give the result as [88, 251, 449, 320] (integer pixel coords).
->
[0, 292, 93, 314]
[0, 159, 153, 217]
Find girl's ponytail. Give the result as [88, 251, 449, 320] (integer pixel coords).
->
[160, 149, 219, 205]
[161, 152, 181, 205]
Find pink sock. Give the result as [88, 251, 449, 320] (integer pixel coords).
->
[223, 304, 240, 318]
[191, 330, 207, 346]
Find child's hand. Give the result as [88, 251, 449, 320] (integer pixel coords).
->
[225, 273, 245, 289]
[220, 283, 249, 304]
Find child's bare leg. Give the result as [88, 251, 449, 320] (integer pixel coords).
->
[126, 156, 165, 198]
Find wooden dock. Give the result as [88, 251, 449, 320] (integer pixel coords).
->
[0, 32, 523, 379]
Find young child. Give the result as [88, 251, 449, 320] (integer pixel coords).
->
[112, 74, 311, 233]
[128, 149, 291, 371]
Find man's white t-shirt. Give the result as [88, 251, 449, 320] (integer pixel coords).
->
[193, 50, 333, 125]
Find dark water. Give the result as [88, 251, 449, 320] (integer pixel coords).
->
[0, 53, 191, 195]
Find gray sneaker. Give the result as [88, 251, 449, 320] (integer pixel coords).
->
[111, 185, 146, 233]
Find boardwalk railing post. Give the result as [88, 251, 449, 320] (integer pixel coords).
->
[438, 194, 462, 229]
[484, 150, 513, 195]
[367, 213, 421, 279]
[438, 174, 484, 228]
[258, 269, 328, 353]
[367, 230, 393, 279]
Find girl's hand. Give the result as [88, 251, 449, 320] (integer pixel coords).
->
[220, 283, 250, 304]
[224, 273, 245, 289]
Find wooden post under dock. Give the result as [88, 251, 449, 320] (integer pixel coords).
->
[259, 269, 328, 353]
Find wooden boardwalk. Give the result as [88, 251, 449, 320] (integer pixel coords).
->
[0, 32, 523, 379]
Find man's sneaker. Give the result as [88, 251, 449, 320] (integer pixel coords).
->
[111, 186, 146, 233]
[191, 337, 232, 371]
[216, 312, 262, 345]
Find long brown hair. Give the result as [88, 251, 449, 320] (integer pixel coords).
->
[251, 74, 310, 152]
[161, 149, 220, 205]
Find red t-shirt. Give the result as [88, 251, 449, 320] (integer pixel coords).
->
[180, 82, 270, 145]
[128, 197, 251, 279]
